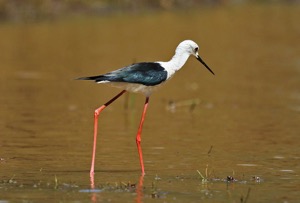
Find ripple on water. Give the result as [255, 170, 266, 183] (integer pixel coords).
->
[236, 164, 259, 167]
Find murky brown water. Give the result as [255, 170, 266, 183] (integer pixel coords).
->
[1, 4, 300, 202]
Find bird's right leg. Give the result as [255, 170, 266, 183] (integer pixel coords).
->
[90, 90, 126, 179]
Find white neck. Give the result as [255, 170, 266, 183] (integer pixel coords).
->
[158, 49, 191, 79]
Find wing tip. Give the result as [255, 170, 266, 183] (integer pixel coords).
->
[75, 76, 101, 81]
[76, 76, 111, 84]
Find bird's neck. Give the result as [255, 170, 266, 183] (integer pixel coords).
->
[169, 51, 190, 71]
[161, 50, 190, 78]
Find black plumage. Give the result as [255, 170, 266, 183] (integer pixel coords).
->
[77, 62, 168, 86]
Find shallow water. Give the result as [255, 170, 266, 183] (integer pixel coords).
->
[1, 4, 300, 202]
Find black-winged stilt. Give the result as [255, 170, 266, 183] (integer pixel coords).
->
[77, 40, 214, 177]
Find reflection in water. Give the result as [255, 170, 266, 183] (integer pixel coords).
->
[135, 176, 144, 203]
[89, 172, 97, 203]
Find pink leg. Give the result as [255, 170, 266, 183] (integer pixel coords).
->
[90, 90, 126, 178]
[136, 97, 150, 175]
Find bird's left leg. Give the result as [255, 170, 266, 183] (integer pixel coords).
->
[136, 96, 149, 176]
[90, 90, 126, 179]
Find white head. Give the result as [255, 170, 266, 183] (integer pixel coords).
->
[176, 40, 199, 56]
[175, 40, 215, 75]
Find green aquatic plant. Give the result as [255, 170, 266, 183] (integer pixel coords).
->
[8, 174, 16, 184]
[197, 164, 210, 184]
[54, 175, 58, 189]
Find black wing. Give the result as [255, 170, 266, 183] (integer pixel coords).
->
[77, 62, 168, 86]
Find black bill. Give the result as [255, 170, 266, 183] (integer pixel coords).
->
[197, 55, 215, 75]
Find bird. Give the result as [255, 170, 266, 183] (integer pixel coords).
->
[77, 40, 214, 178]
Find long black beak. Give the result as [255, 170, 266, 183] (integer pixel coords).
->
[196, 55, 215, 75]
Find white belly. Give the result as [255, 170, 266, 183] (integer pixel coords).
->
[102, 82, 164, 97]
